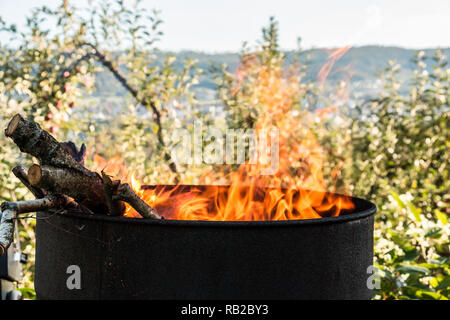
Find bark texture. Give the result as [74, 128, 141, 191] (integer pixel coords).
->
[101, 171, 126, 216]
[5, 114, 92, 176]
[28, 164, 108, 214]
[0, 209, 16, 256]
[12, 165, 46, 198]
[5, 114, 160, 219]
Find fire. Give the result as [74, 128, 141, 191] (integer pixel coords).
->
[317, 46, 351, 85]
[90, 46, 354, 221]
[91, 154, 353, 220]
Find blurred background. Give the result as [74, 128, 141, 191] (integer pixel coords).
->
[0, 0, 448, 299]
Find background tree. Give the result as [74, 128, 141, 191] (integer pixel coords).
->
[0, 3, 448, 299]
[0, 0, 203, 297]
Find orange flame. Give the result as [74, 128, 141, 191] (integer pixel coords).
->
[317, 46, 351, 85]
[91, 155, 353, 221]
[90, 49, 354, 221]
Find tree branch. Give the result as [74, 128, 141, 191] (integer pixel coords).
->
[78, 42, 178, 174]
[113, 183, 162, 220]
[101, 171, 126, 217]
[0, 196, 64, 256]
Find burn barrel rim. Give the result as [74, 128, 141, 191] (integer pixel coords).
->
[54, 185, 376, 227]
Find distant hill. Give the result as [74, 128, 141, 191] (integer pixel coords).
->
[94, 46, 450, 101]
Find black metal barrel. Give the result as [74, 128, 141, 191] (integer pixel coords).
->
[35, 189, 375, 300]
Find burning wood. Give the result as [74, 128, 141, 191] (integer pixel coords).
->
[0, 114, 161, 256]
[101, 171, 126, 217]
[5, 114, 91, 176]
[0, 110, 355, 256]
[27, 164, 108, 215]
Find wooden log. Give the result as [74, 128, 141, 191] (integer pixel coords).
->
[28, 165, 158, 218]
[113, 183, 162, 220]
[0, 196, 63, 255]
[28, 164, 108, 214]
[12, 165, 46, 198]
[0, 209, 16, 256]
[101, 171, 126, 216]
[5, 114, 94, 177]
[6, 114, 160, 219]
[15, 165, 95, 215]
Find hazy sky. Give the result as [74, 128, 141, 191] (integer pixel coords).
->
[0, 0, 449, 52]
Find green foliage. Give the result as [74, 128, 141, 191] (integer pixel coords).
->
[349, 50, 449, 299]
[0, 4, 448, 300]
[215, 18, 449, 299]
